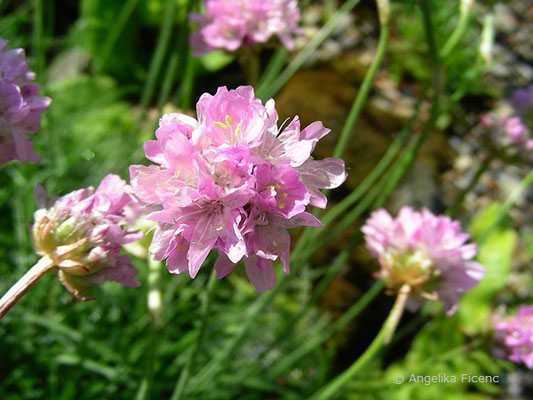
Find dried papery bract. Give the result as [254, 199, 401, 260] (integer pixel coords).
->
[362, 207, 485, 315]
[129, 85, 347, 292]
[0, 38, 51, 164]
[0, 174, 142, 318]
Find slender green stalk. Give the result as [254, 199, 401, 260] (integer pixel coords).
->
[333, 1, 390, 159]
[157, 0, 194, 111]
[257, 47, 289, 89]
[135, 256, 163, 400]
[441, 0, 474, 59]
[309, 284, 410, 400]
[98, 0, 140, 71]
[479, 168, 533, 244]
[32, 0, 45, 77]
[291, 0, 394, 260]
[186, 276, 287, 394]
[239, 50, 261, 86]
[256, 0, 363, 100]
[176, 50, 197, 110]
[446, 158, 491, 216]
[269, 280, 385, 378]
[139, 0, 176, 121]
[171, 270, 217, 400]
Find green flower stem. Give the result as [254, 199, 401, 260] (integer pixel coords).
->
[32, 0, 45, 77]
[333, 0, 390, 159]
[135, 256, 163, 400]
[256, 0, 363, 100]
[309, 284, 411, 400]
[0, 256, 55, 318]
[171, 269, 217, 400]
[257, 47, 289, 90]
[441, 0, 474, 59]
[269, 280, 386, 379]
[290, 0, 393, 261]
[186, 276, 288, 394]
[158, 0, 194, 111]
[98, 0, 140, 71]
[176, 50, 197, 110]
[239, 49, 261, 86]
[479, 168, 533, 244]
[446, 158, 492, 217]
[139, 0, 176, 121]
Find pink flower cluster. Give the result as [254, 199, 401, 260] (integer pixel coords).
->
[362, 207, 485, 314]
[0, 38, 51, 164]
[129, 86, 346, 292]
[479, 113, 533, 154]
[494, 305, 533, 369]
[33, 174, 142, 299]
[189, 0, 301, 55]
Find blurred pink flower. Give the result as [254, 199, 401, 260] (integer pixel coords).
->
[494, 305, 533, 369]
[129, 85, 346, 292]
[479, 113, 533, 157]
[189, 0, 301, 55]
[33, 174, 142, 299]
[361, 207, 484, 314]
[0, 38, 51, 164]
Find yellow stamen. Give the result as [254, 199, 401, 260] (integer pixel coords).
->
[225, 115, 232, 126]
[214, 121, 228, 129]
[234, 122, 242, 137]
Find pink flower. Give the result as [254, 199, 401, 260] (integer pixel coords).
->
[189, 0, 301, 55]
[479, 112, 533, 157]
[361, 207, 485, 314]
[129, 85, 346, 292]
[494, 305, 533, 369]
[0, 38, 51, 164]
[32, 174, 142, 299]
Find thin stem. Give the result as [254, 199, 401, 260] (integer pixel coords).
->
[0, 256, 55, 318]
[186, 276, 287, 394]
[32, 0, 45, 77]
[309, 284, 410, 400]
[239, 50, 260, 86]
[139, 0, 176, 121]
[269, 280, 385, 378]
[256, 0, 363, 100]
[171, 269, 217, 400]
[333, 1, 390, 159]
[446, 158, 491, 217]
[135, 256, 163, 400]
[441, 0, 473, 59]
[98, 0, 140, 71]
[257, 47, 289, 89]
[479, 168, 533, 244]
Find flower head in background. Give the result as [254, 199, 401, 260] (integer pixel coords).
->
[493, 305, 533, 369]
[189, 0, 301, 55]
[129, 85, 346, 292]
[32, 174, 142, 299]
[479, 113, 533, 157]
[511, 84, 533, 123]
[0, 38, 51, 164]
[361, 207, 484, 314]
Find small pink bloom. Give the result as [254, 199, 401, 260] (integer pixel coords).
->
[189, 0, 301, 55]
[0, 38, 51, 164]
[494, 305, 533, 369]
[362, 207, 484, 314]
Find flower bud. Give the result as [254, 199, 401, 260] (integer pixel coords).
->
[32, 175, 143, 299]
